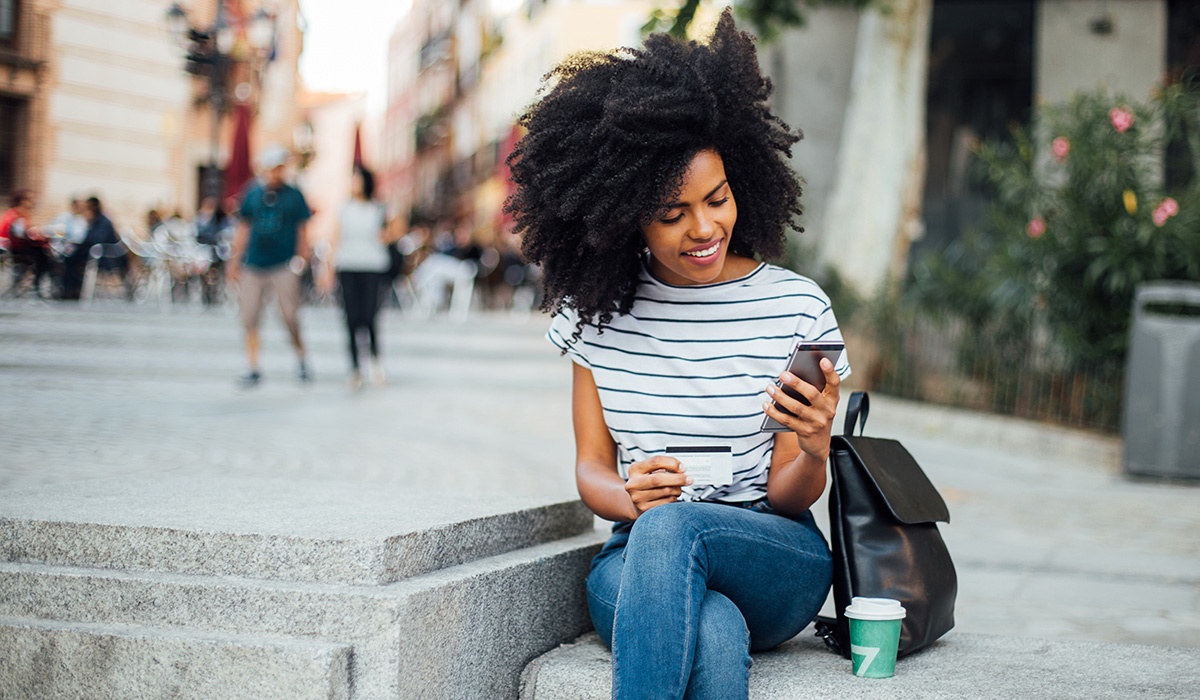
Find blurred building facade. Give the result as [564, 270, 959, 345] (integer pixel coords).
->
[379, 0, 1193, 288]
[380, 0, 653, 243]
[0, 0, 303, 231]
[296, 89, 372, 246]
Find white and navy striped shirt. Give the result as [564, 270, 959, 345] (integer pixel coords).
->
[548, 259, 851, 503]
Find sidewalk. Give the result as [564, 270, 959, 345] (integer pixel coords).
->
[1, 299, 1196, 648]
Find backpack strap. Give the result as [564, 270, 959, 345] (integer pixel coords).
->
[813, 615, 843, 655]
[843, 391, 870, 437]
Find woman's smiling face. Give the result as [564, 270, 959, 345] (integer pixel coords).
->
[642, 149, 741, 286]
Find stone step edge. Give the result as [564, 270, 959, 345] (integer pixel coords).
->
[0, 529, 609, 598]
[0, 499, 594, 586]
[0, 530, 610, 640]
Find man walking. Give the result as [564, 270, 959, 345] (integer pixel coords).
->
[228, 145, 312, 387]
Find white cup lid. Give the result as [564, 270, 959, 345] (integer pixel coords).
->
[845, 596, 906, 621]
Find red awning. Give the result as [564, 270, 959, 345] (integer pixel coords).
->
[223, 103, 253, 202]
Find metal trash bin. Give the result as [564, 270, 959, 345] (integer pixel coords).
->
[1122, 281, 1200, 478]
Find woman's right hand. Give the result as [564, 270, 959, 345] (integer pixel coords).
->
[625, 456, 692, 516]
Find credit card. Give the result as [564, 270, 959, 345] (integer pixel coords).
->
[665, 446, 733, 486]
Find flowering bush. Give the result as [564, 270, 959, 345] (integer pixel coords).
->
[910, 85, 1200, 373]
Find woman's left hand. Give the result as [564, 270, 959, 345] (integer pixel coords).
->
[762, 358, 841, 461]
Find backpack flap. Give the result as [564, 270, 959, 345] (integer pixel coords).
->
[832, 436, 950, 525]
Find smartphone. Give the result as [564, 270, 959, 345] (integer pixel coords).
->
[760, 342, 844, 432]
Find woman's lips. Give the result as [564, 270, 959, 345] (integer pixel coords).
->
[682, 239, 721, 264]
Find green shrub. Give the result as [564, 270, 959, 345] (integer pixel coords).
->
[910, 84, 1200, 375]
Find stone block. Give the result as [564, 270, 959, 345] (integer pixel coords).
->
[520, 631, 1200, 700]
[0, 532, 606, 700]
[0, 616, 350, 700]
[0, 476, 608, 699]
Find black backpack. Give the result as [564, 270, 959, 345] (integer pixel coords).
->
[815, 391, 957, 658]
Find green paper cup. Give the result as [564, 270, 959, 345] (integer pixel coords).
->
[845, 597, 906, 678]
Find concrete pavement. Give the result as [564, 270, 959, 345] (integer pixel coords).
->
[1, 298, 1197, 648]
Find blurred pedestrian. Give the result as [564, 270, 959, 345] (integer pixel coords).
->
[49, 196, 88, 246]
[328, 165, 389, 390]
[444, 221, 483, 263]
[1, 189, 53, 297]
[193, 195, 231, 306]
[61, 196, 125, 300]
[227, 145, 313, 387]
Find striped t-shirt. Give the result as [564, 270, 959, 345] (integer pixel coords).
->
[547, 259, 851, 503]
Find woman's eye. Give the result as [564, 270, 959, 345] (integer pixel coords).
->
[660, 213, 684, 224]
[710, 197, 729, 207]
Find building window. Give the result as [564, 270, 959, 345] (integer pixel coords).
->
[0, 97, 27, 196]
[0, 0, 16, 44]
[916, 0, 1034, 261]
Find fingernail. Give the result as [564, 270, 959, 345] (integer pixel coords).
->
[685, 477, 693, 485]
[821, 358, 832, 370]
[781, 372, 795, 382]
[762, 401, 771, 411]
[765, 385, 775, 396]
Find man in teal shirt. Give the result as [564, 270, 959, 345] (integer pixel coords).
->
[228, 145, 312, 387]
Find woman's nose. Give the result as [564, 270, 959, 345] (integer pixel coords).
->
[692, 208, 716, 238]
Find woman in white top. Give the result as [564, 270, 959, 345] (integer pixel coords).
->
[330, 166, 389, 389]
[506, 10, 849, 699]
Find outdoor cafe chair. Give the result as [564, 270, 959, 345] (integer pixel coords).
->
[80, 242, 131, 307]
[118, 226, 173, 308]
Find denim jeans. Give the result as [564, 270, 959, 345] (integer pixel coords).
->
[587, 501, 832, 700]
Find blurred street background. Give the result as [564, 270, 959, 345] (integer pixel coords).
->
[0, 0, 1198, 650]
[2, 300, 1197, 649]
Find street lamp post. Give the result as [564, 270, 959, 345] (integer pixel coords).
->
[165, 2, 276, 202]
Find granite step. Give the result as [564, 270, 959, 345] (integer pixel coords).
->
[0, 616, 351, 700]
[0, 531, 606, 700]
[0, 476, 593, 585]
[0, 476, 608, 699]
[519, 631, 1200, 700]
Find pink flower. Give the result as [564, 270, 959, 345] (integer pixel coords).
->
[1109, 107, 1134, 133]
[1052, 137, 1070, 162]
[1152, 197, 1179, 227]
[1026, 216, 1046, 238]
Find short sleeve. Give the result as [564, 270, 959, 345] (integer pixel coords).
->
[795, 288, 852, 380]
[294, 190, 312, 221]
[546, 306, 590, 368]
[237, 190, 256, 222]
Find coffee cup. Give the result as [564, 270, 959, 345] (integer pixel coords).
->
[844, 596, 906, 678]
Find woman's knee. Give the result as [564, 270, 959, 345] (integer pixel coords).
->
[627, 503, 704, 549]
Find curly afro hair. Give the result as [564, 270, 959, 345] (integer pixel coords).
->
[505, 8, 804, 334]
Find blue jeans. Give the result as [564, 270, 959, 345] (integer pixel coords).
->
[587, 501, 832, 700]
